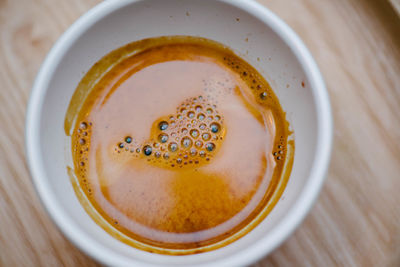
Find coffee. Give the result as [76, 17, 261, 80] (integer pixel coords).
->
[65, 36, 293, 254]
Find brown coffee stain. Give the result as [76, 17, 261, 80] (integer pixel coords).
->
[65, 36, 293, 254]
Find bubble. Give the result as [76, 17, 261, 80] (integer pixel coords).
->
[210, 123, 220, 133]
[159, 121, 169, 131]
[197, 113, 205, 120]
[158, 133, 169, 143]
[83, 132, 88, 136]
[80, 122, 88, 129]
[206, 108, 213, 114]
[277, 156, 282, 160]
[190, 148, 197, 156]
[278, 145, 282, 149]
[199, 151, 206, 157]
[163, 152, 170, 159]
[180, 108, 187, 113]
[125, 136, 132, 143]
[260, 92, 267, 99]
[176, 158, 182, 164]
[155, 151, 161, 158]
[80, 139, 86, 145]
[80, 161, 85, 166]
[199, 123, 206, 130]
[202, 133, 211, 141]
[195, 105, 202, 112]
[143, 145, 152, 156]
[181, 137, 192, 148]
[205, 142, 216, 152]
[215, 115, 221, 121]
[242, 71, 248, 76]
[136, 148, 141, 153]
[181, 128, 188, 134]
[183, 154, 188, 160]
[153, 142, 160, 148]
[195, 140, 203, 148]
[279, 150, 284, 154]
[190, 129, 199, 138]
[207, 116, 213, 121]
[169, 142, 178, 152]
[188, 111, 195, 118]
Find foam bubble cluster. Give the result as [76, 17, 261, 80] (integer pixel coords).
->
[222, 56, 269, 102]
[272, 143, 286, 161]
[73, 121, 93, 193]
[115, 95, 225, 169]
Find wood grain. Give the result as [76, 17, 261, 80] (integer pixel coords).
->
[0, 0, 399, 266]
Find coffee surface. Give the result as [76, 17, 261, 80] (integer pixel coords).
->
[66, 36, 292, 253]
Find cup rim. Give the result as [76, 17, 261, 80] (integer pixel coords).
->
[25, 0, 333, 266]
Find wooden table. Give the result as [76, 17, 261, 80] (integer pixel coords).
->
[1, 0, 399, 266]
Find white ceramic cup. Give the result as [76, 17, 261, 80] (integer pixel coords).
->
[26, 0, 332, 266]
